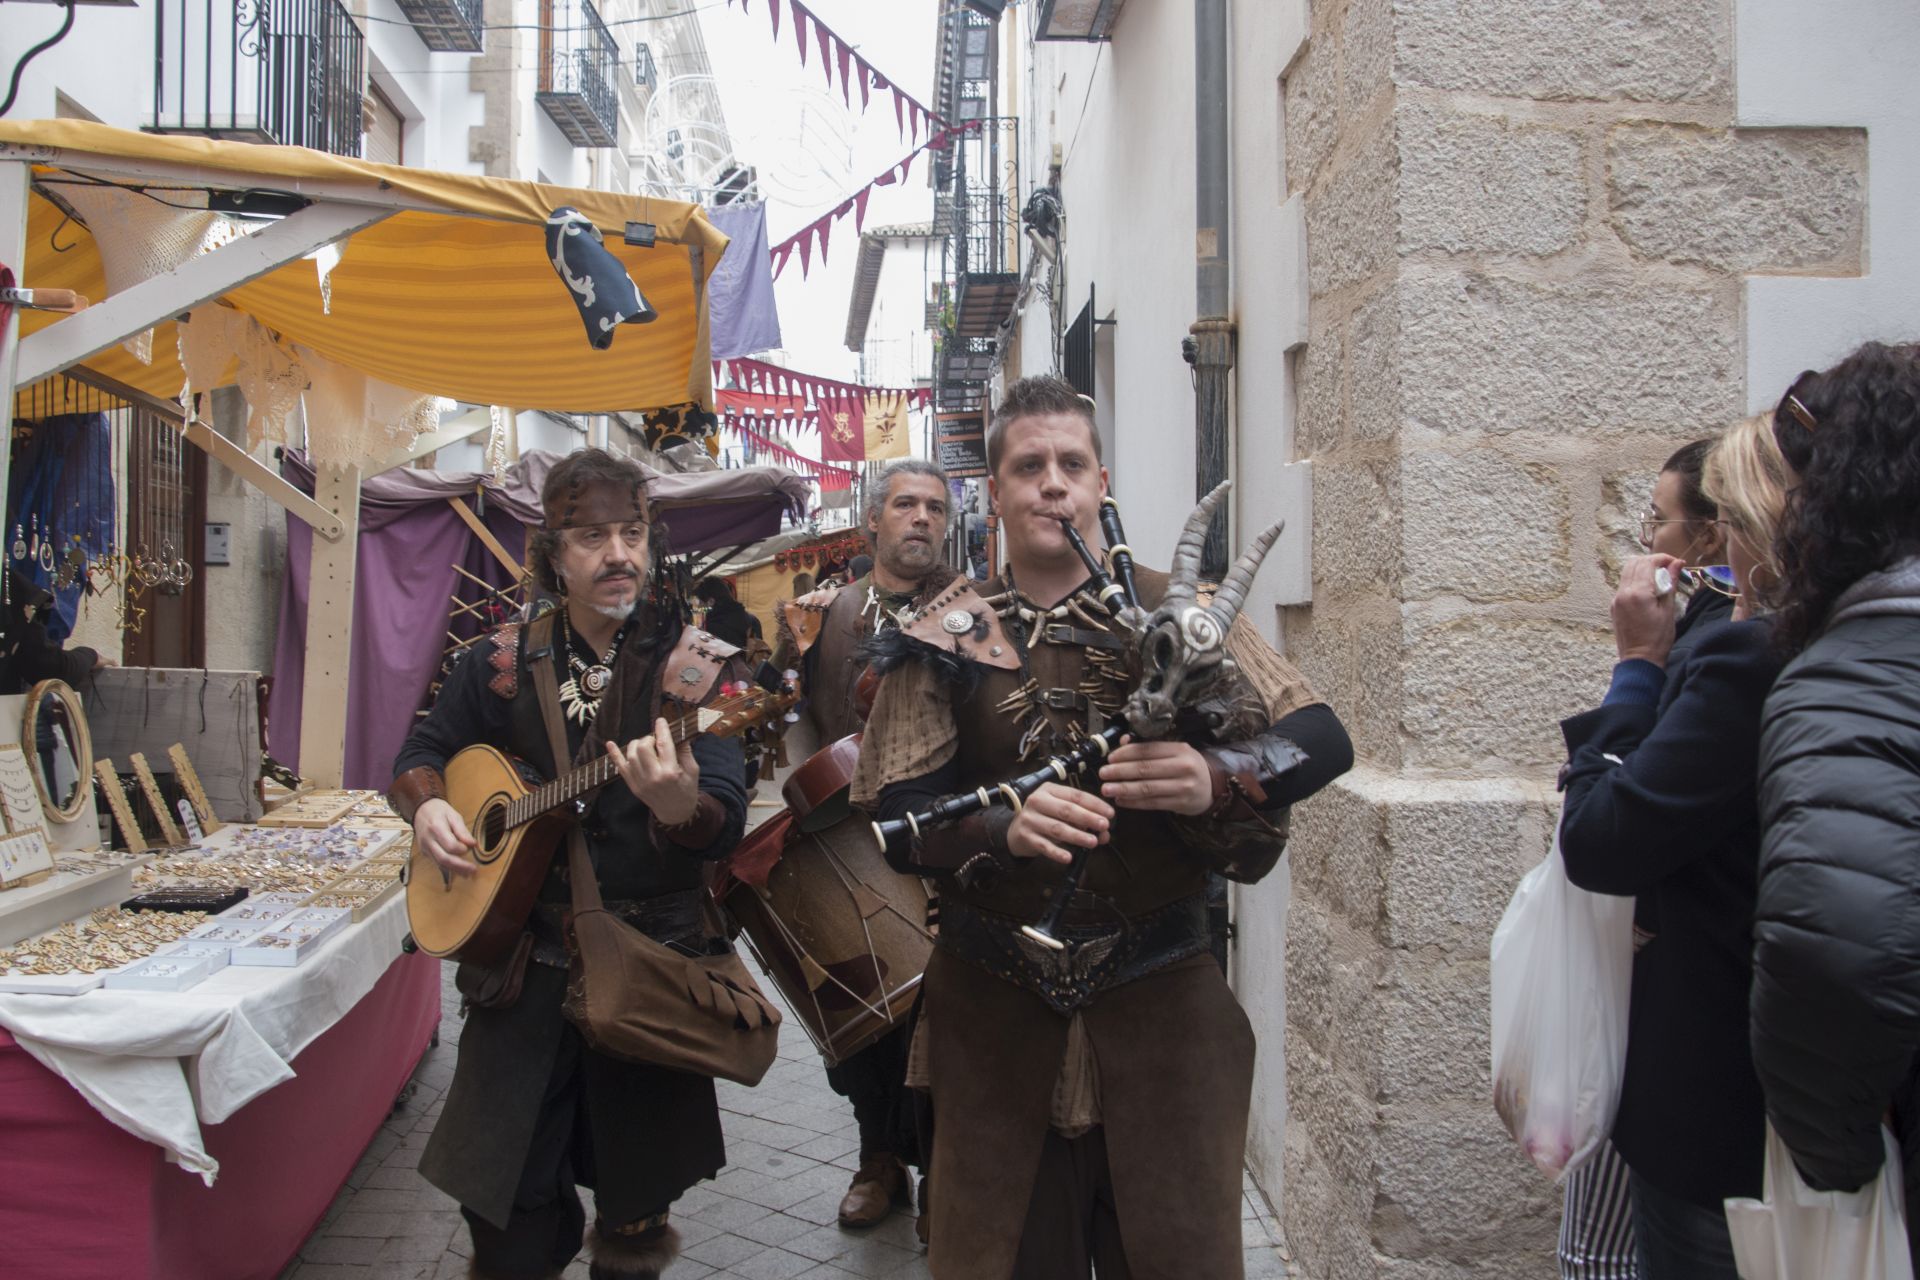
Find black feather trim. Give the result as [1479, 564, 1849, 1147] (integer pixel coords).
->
[856, 627, 988, 701]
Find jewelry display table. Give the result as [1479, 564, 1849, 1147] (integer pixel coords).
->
[0, 896, 439, 1280]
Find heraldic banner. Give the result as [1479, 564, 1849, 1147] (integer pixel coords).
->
[821, 395, 866, 464]
[863, 390, 910, 460]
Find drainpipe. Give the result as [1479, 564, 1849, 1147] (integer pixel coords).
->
[1186, 0, 1233, 579]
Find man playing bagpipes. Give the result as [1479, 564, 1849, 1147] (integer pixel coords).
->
[851, 376, 1353, 1278]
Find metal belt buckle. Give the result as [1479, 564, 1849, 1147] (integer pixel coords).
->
[1038, 687, 1085, 711]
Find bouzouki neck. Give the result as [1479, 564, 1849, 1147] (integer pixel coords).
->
[506, 691, 773, 829]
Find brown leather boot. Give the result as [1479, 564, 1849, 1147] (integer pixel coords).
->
[837, 1153, 912, 1229]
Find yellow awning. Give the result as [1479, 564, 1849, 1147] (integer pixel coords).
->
[1, 119, 727, 413]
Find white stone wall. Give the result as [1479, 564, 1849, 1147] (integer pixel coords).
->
[1280, 1, 1873, 1274]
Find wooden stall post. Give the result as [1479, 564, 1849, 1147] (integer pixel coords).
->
[0, 157, 31, 517]
[297, 466, 363, 788]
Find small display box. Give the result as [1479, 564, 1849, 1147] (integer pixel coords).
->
[153, 940, 232, 975]
[230, 908, 351, 968]
[104, 954, 215, 993]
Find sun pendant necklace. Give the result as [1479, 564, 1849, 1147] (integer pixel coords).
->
[558, 612, 628, 728]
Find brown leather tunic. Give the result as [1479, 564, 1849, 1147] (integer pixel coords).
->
[801, 573, 915, 745]
[857, 567, 1316, 1280]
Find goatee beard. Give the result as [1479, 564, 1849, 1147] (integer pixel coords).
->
[590, 598, 638, 622]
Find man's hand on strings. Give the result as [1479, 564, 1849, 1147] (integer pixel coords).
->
[1006, 782, 1112, 866]
[1100, 738, 1214, 816]
[414, 798, 479, 879]
[608, 717, 700, 824]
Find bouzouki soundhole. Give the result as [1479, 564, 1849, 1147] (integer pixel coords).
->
[474, 794, 512, 864]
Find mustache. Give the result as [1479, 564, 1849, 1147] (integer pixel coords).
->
[594, 568, 639, 584]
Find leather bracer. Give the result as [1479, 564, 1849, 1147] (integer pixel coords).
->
[389, 765, 447, 826]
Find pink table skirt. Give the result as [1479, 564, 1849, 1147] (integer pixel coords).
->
[0, 951, 441, 1280]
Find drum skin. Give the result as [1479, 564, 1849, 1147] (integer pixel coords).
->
[717, 810, 933, 1067]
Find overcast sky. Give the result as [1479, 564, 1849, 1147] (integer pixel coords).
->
[697, 0, 938, 383]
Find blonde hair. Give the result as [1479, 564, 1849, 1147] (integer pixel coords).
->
[1704, 414, 1793, 591]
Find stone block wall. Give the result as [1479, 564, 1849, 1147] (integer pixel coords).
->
[1276, 0, 1868, 1275]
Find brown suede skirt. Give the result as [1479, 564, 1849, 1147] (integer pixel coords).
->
[920, 948, 1256, 1280]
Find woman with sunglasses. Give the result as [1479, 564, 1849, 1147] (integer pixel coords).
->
[1554, 415, 1791, 1278]
[1750, 341, 1920, 1267]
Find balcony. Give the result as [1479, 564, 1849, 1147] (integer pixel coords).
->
[393, 0, 483, 54]
[152, 0, 365, 157]
[537, 0, 619, 149]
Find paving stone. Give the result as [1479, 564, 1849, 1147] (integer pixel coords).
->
[733, 1211, 816, 1249]
[687, 1191, 773, 1233]
[301, 1236, 386, 1266]
[729, 1244, 826, 1279]
[289, 1267, 373, 1280]
[682, 1231, 769, 1269]
[329, 1212, 405, 1238]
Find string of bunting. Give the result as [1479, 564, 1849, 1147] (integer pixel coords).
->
[767, 122, 982, 278]
[715, 357, 932, 422]
[725, 416, 860, 491]
[725, 0, 947, 140]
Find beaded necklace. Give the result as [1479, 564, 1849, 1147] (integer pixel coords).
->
[557, 610, 630, 728]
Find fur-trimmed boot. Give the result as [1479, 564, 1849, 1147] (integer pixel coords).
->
[586, 1219, 681, 1280]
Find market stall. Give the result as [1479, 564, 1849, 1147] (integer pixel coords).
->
[0, 120, 777, 1280]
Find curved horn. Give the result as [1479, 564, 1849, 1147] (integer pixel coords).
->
[1166, 481, 1233, 606]
[1207, 519, 1285, 627]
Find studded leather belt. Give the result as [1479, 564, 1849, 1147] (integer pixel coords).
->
[935, 892, 1210, 1016]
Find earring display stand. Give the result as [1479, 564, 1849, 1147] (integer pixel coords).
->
[128, 753, 185, 848]
[93, 759, 148, 855]
[168, 744, 224, 836]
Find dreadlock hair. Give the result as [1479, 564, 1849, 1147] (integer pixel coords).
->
[527, 447, 652, 596]
[1769, 340, 1920, 652]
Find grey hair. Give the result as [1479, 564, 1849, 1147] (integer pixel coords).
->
[863, 458, 952, 531]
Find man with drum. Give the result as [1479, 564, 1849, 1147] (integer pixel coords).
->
[776, 457, 951, 1230]
[851, 377, 1353, 1277]
[390, 449, 751, 1280]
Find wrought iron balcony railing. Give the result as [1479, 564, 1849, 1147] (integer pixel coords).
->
[393, 0, 484, 54]
[537, 0, 619, 149]
[152, 0, 365, 158]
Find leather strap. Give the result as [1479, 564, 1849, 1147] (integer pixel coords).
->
[528, 617, 604, 919]
[1038, 624, 1126, 652]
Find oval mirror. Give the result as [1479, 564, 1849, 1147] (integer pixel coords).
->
[22, 679, 93, 824]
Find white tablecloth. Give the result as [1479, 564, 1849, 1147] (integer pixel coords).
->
[0, 895, 415, 1183]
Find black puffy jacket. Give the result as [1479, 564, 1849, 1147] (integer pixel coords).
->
[1754, 557, 1920, 1244]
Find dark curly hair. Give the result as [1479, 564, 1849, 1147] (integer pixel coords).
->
[526, 448, 654, 596]
[1770, 340, 1920, 652]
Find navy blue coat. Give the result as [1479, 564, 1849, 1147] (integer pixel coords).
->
[1558, 618, 1780, 1207]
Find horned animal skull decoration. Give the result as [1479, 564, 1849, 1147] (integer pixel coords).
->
[1122, 481, 1285, 741]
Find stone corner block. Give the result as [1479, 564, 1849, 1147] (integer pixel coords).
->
[1396, 0, 1731, 105]
[1609, 123, 1868, 274]
[1306, 115, 1400, 297]
[1400, 613, 1614, 770]
[1398, 101, 1586, 259]
[1401, 450, 1571, 603]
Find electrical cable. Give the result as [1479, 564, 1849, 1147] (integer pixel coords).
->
[0, 0, 77, 118]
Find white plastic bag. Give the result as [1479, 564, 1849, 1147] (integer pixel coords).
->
[1725, 1125, 1914, 1280]
[1489, 831, 1634, 1180]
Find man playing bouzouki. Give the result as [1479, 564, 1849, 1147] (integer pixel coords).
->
[775, 457, 951, 1232]
[390, 449, 750, 1280]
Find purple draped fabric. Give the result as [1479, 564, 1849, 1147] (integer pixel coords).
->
[267, 452, 808, 789]
[705, 202, 783, 361]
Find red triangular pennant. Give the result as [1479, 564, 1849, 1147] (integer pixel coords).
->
[791, 0, 808, 65]
[768, 0, 780, 40]
[836, 40, 853, 106]
[909, 103, 922, 145]
[855, 56, 871, 109]
[892, 87, 906, 138]
[817, 22, 834, 86]
[855, 187, 871, 233]
[817, 218, 832, 264]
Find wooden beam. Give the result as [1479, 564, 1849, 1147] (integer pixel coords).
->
[298, 466, 361, 788]
[15, 201, 388, 388]
[59, 366, 345, 540]
[363, 412, 491, 478]
[446, 495, 524, 580]
[0, 160, 29, 538]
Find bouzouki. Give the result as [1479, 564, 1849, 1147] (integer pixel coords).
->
[407, 679, 797, 964]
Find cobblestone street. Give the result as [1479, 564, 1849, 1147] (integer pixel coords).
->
[277, 965, 1293, 1278]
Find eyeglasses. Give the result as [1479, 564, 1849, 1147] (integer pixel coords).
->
[1680, 565, 1738, 598]
[1639, 511, 1724, 546]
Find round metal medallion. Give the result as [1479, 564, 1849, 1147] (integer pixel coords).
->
[942, 609, 974, 634]
[679, 664, 705, 686]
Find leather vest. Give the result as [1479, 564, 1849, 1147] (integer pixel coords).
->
[945, 569, 1208, 922]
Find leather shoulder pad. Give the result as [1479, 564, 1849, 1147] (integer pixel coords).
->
[901, 579, 1022, 671]
[486, 623, 523, 700]
[659, 626, 738, 705]
[779, 583, 843, 658]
